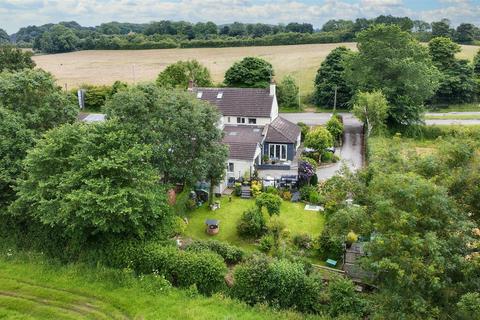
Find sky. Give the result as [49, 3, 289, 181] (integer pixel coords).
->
[1, 0, 480, 34]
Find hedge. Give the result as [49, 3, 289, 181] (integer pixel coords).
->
[184, 240, 245, 264]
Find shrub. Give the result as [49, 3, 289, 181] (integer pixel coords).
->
[309, 190, 322, 204]
[281, 190, 292, 201]
[250, 180, 262, 197]
[297, 122, 310, 141]
[310, 173, 319, 186]
[300, 155, 318, 168]
[327, 276, 367, 318]
[258, 234, 274, 253]
[255, 193, 282, 216]
[265, 186, 279, 195]
[322, 151, 334, 162]
[237, 207, 267, 239]
[299, 185, 316, 201]
[293, 233, 313, 250]
[234, 182, 242, 196]
[134, 243, 227, 295]
[185, 240, 245, 264]
[326, 116, 344, 143]
[231, 255, 325, 313]
[346, 231, 358, 246]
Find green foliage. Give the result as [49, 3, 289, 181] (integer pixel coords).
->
[0, 45, 35, 72]
[474, 50, 480, 77]
[78, 84, 111, 111]
[131, 242, 227, 295]
[292, 233, 313, 250]
[231, 255, 325, 313]
[156, 60, 212, 89]
[314, 46, 354, 109]
[258, 234, 274, 253]
[255, 193, 282, 216]
[0, 108, 34, 207]
[352, 90, 389, 137]
[237, 207, 267, 239]
[224, 57, 274, 88]
[327, 276, 367, 318]
[184, 240, 245, 264]
[9, 121, 172, 241]
[456, 293, 480, 320]
[0, 69, 78, 132]
[326, 116, 344, 142]
[36, 24, 80, 53]
[346, 24, 440, 128]
[105, 84, 225, 185]
[429, 37, 478, 104]
[297, 122, 310, 142]
[0, 28, 9, 43]
[304, 126, 333, 157]
[277, 75, 299, 109]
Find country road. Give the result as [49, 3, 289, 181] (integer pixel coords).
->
[280, 113, 364, 180]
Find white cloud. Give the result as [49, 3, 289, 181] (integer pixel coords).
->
[0, 0, 479, 34]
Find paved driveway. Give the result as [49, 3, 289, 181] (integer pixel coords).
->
[280, 113, 364, 180]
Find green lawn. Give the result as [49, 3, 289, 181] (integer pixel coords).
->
[426, 103, 480, 113]
[184, 197, 325, 252]
[0, 254, 322, 320]
[425, 114, 480, 120]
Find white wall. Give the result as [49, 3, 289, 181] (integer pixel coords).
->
[270, 95, 279, 121]
[222, 116, 271, 126]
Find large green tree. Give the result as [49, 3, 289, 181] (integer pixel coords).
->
[314, 46, 354, 109]
[10, 121, 171, 239]
[105, 84, 225, 185]
[0, 69, 78, 131]
[474, 50, 480, 77]
[156, 60, 212, 89]
[224, 57, 273, 88]
[304, 127, 333, 161]
[429, 37, 477, 104]
[346, 24, 440, 128]
[0, 45, 36, 72]
[36, 24, 79, 53]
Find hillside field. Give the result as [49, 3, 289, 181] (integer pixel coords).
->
[33, 43, 479, 96]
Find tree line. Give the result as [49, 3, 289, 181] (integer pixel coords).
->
[1, 15, 479, 53]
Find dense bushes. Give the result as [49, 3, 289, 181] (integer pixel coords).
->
[184, 240, 245, 264]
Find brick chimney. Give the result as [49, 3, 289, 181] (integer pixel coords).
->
[269, 78, 276, 96]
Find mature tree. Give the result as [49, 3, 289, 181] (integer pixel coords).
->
[412, 20, 431, 33]
[365, 173, 475, 319]
[374, 15, 413, 31]
[0, 108, 34, 207]
[352, 90, 389, 137]
[10, 121, 171, 239]
[314, 46, 354, 109]
[277, 75, 299, 109]
[105, 84, 224, 185]
[304, 127, 333, 161]
[456, 23, 476, 43]
[0, 45, 36, 72]
[0, 28, 9, 44]
[429, 37, 477, 104]
[474, 50, 480, 76]
[224, 57, 273, 88]
[256, 193, 282, 217]
[432, 19, 453, 38]
[326, 116, 344, 142]
[0, 69, 78, 132]
[36, 24, 79, 53]
[156, 60, 212, 89]
[346, 24, 440, 128]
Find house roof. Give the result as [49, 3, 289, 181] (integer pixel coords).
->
[192, 87, 274, 118]
[223, 126, 264, 161]
[265, 116, 301, 144]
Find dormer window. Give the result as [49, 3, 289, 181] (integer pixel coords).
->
[216, 92, 223, 99]
[197, 92, 203, 98]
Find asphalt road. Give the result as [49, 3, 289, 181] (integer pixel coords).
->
[280, 113, 364, 180]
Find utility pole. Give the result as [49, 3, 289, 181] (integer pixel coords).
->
[333, 85, 337, 113]
[132, 64, 136, 84]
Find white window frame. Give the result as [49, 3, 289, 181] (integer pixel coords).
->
[268, 144, 287, 161]
[236, 117, 246, 124]
[227, 162, 234, 172]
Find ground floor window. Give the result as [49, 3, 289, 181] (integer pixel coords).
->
[268, 144, 287, 161]
[227, 162, 234, 172]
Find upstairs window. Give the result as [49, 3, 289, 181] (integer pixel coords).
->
[248, 118, 257, 124]
[217, 92, 223, 99]
[237, 117, 246, 124]
[196, 92, 203, 98]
